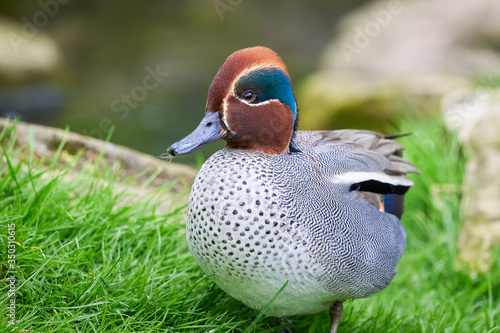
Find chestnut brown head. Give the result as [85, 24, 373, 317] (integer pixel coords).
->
[168, 46, 298, 156]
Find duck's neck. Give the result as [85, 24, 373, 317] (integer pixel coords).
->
[288, 105, 300, 153]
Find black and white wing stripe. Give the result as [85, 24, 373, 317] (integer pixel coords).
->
[295, 130, 419, 218]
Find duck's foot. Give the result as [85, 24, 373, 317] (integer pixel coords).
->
[329, 301, 343, 333]
[279, 317, 293, 333]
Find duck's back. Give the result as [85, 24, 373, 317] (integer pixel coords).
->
[186, 130, 416, 316]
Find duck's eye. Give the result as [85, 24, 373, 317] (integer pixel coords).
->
[243, 90, 257, 103]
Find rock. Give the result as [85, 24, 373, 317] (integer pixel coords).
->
[0, 18, 63, 85]
[297, 0, 500, 131]
[0, 118, 197, 210]
[443, 88, 500, 272]
[0, 18, 66, 123]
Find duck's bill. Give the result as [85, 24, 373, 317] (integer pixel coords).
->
[167, 111, 225, 156]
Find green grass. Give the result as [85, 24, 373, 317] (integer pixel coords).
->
[1, 117, 499, 333]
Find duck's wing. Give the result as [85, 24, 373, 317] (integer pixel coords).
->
[295, 130, 419, 219]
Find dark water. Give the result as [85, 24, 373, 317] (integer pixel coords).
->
[0, 0, 369, 166]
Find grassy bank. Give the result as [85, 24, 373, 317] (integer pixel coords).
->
[1, 117, 498, 332]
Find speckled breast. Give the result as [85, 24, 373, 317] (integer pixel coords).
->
[185, 149, 332, 316]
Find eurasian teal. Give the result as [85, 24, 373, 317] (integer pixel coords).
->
[168, 46, 418, 333]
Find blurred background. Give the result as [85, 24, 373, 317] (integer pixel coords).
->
[1, 0, 499, 166]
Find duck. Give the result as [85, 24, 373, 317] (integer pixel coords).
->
[168, 46, 418, 333]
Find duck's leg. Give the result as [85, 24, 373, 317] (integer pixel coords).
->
[279, 317, 293, 333]
[329, 301, 343, 333]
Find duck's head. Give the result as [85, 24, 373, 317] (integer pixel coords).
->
[168, 46, 298, 156]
